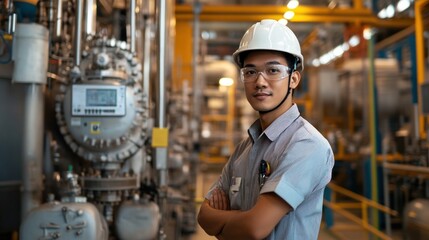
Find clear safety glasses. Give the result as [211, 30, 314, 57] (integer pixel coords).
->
[240, 64, 291, 83]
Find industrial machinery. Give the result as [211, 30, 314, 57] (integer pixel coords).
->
[0, 0, 196, 239]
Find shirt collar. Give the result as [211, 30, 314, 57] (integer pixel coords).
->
[248, 104, 301, 142]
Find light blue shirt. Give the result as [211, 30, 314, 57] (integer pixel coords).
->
[206, 104, 335, 239]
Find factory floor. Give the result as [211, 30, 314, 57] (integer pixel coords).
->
[184, 162, 403, 240]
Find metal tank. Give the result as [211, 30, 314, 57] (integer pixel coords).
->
[20, 201, 109, 240]
[20, 169, 109, 240]
[115, 196, 161, 240]
[403, 198, 429, 240]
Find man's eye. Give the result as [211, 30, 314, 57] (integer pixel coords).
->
[244, 69, 257, 75]
[266, 67, 281, 74]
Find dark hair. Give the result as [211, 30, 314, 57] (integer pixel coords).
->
[239, 50, 298, 73]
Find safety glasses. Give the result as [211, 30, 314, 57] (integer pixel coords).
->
[240, 64, 291, 83]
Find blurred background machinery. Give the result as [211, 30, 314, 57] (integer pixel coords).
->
[1, 0, 429, 240]
[0, 0, 198, 239]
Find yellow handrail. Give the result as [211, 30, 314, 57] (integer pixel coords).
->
[324, 182, 398, 240]
[328, 182, 398, 216]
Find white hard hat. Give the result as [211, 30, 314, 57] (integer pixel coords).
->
[233, 19, 304, 71]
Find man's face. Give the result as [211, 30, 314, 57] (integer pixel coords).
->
[241, 51, 298, 112]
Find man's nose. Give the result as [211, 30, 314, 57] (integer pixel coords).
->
[255, 72, 268, 87]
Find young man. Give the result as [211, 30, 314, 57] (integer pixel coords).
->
[197, 19, 335, 239]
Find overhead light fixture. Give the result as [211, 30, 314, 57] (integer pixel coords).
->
[287, 0, 299, 9]
[312, 59, 320, 67]
[283, 11, 295, 20]
[333, 45, 344, 57]
[396, 0, 411, 12]
[310, 35, 362, 67]
[363, 28, 375, 40]
[348, 35, 360, 47]
[377, 8, 387, 18]
[219, 77, 234, 87]
[278, 18, 288, 25]
[385, 4, 395, 18]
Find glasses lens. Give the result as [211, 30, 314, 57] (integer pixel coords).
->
[240, 64, 290, 83]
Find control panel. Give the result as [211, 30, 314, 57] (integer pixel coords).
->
[72, 84, 126, 116]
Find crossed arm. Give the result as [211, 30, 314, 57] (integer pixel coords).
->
[197, 188, 292, 240]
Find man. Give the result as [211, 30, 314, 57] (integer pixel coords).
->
[197, 19, 335, 239]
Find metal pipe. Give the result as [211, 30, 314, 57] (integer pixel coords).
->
[85, 0, 96, 37]
[384, 163, 429, 175]
[155, 1, 169, 238]
[21, 84, 45, 220]
[381, 154, 392, 235]
[192, 1, 201, 145]
[55, 0, 63, 38]
[7, 0, 16, 34]
[12, 24, 49, 219]
[130, 0, 136, 54]
[74, 0, 83, 66]
[367, 28, 380, 230]
[143, 13, 151, 113]
[157, 0, 166, 129]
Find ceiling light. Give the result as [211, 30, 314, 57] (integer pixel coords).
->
[348, 35, 360, 47]
[386, 4, 395, 18]
[278, 18, 288, 25]
[201, 31, 210, 40]
[377, 8, 387, 18]
[287, 0, 299, 9]
[333, 45, 344, 57]
[363, 28, 374, 40]
[312, 59, 320, 67]
[283, 11, 295, 20]
[397, 0, 411, 12]
[219, 77, 234, 87]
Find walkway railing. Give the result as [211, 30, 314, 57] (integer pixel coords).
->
[324, 182, 398, 240]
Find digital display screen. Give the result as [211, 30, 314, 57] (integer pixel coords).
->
[86, 89, 117, 107]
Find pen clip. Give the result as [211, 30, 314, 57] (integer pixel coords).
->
[259, 160, 271, 188]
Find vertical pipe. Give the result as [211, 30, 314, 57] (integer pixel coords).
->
[367, 28, 380, 234]
[12, 23, 49, 220]
[155, 0, 168, 194]
[409, 34, 420, 141]
[21, 84, 45, 219]
[155, 1, 169, 239]
[157, 0, 166, 130]
[7, 0, 16, 34]
[143, 14, 151, 112]
[55, 0, 63, 38]
[74, 0, 83, 66]
[192, 1, 201, 146]
[130, 0, 136, 54]
[85, 0, 96, 37]
[382, 150, 391, 235]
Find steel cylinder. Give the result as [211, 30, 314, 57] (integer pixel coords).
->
[12, 23, 49, 84]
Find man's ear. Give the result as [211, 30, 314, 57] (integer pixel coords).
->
[290, 71, 301, 89]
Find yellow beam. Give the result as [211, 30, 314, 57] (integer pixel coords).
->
[175, 5, 414, 28]
[415, 0, 429, 140]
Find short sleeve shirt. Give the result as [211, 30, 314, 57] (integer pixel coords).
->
[206, 104, 335, 240]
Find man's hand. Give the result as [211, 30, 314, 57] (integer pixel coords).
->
[209, 188, 230, 210]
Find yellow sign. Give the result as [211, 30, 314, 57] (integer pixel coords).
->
[152, 128, 169, 147]
[90, 122, 101, 134]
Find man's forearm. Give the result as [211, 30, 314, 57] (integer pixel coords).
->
[197, 201, 238, 236]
